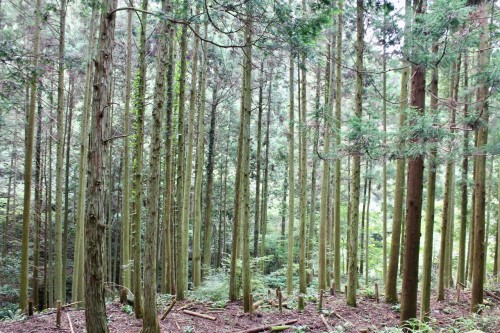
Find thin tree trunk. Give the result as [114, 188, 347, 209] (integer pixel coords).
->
[33, 87, 43, 309]
[193, 23, 208, 288]
[241, 8, 253, 312]
[72, 7, 98, 304]
[333, 2, 343, 292]
[253, 61, 264, 258]
[121, 7, 133, 293]
[19, 0, 42, 312]
[457, 54, 469, 285]
[420, 44, 438, 321]
[54, 0, 67, 303]
[62, 77, 74, 303]
[202, 79, 217, 278]
[161, 6, 175, 294]
[181, 9, 200, 294]
[131, 0, 149, 317]
[347, 0, 363, 307]
[286, 33, 296, 297]
[260, 68, 272, 273]
[385, 0, 410, 302]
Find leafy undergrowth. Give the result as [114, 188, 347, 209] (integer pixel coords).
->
[0, 287, 499, 332]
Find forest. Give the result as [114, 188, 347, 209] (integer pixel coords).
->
[0, 0, 499, 332]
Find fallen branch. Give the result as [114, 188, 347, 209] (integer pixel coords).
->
[178, 303, 194, 311]
[320, 314, 333, 332]
[332, 310, 352, 326]
[182, 309, 216, 321]
[161, 299, 177, 320]
[485, 290, 500, 303]
[62, 301, 83, 309]
[66, 313, 75, 333]
[252, 300, 265, 309]
[236, 319, 299, 333]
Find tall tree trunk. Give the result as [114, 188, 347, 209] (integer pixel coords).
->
[253, 61, 264, 258]
[241, 7, 253, 312]
[131, 0, 149, 317]
[307, 65, 320, 285]
[298, 27, 308, 312]
[161, 6, 175, 294]
[420, 44, 438, 321]
[84, 0, 118, 331]
[193, 23, 208, 288]
[181, 9, 200, 294]
[72, 7, 98, 304]
[19, 0, 42, 312]
[202, 80, 217, 278]
[333, 2, 343, 292]
[33, 86, 43, 309]
[54, 0, 67, 303]
[260, 68, 272, 273]
[365, 172, 372, 285]
[457, 54, 469, 285]
[385, 0, 410, 304]
[62, 77, 74, 303]
[121, 7, 133, 294]
[471, 0, 490, 312]
[319, 34, 335, 293]
[380, 4, 388, 286]
[346, 0, 363, 307]
[142, 1, 168, 329]
[286, 30, 296, 297]
[400, 0, 426, 323]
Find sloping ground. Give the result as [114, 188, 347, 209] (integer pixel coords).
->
[1, 289, 499, 332]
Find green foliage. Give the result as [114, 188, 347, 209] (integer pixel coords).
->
[391, 303, 401, 313]
[0, 305, 25, 321]
[188, 270, 230, 302]
[121, 304, 133, 315]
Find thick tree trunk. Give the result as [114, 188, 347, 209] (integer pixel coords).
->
[471, 0, 490, 311]
[84, 0, 118, 331]
[142, 1, 168, 329]
[400, 1, 426, 322]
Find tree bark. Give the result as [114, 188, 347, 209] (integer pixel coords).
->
[400, 1, 426, 323]
[84, 0, 118, 331]
[19, 0, 43, 312]
[346, 0, 363, 308]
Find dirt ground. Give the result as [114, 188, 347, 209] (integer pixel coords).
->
[1, 288, 499, 332]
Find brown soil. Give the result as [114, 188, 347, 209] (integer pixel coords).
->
[1, 289, 499, 332]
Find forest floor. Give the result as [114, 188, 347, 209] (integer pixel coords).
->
[1, 288, 500, 332]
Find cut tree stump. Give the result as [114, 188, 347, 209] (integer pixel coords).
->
[56, 300, 62, 327]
